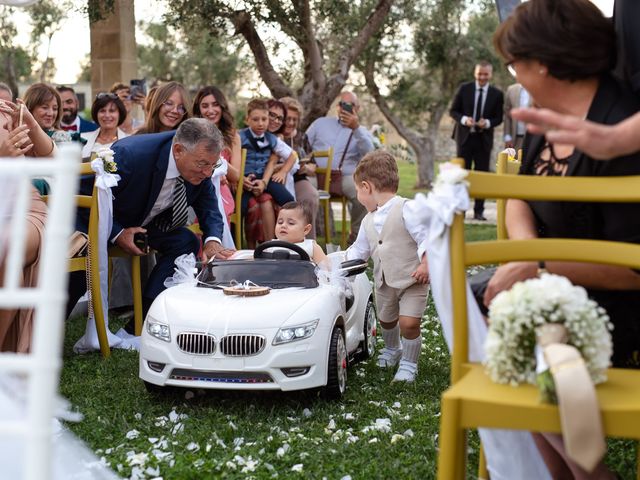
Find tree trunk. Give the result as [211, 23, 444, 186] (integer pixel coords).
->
[3, 52, 18, 101]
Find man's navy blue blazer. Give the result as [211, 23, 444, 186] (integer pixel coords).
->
[79, 130, 224, 242]
[79, 116, 98, 133]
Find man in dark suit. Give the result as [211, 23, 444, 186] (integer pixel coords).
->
[70, 118, 234, 319]
[450, 61, 504, 220]
[56, 86, 98, 133]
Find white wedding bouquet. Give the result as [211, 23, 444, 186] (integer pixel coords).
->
[484, 273, 613, 403]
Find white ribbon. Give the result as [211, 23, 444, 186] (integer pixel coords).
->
[74, 160, 139, 353]
[211, 158, 235, 249]
[406, 164, 552, 480]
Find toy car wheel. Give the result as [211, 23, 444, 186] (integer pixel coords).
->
[321, 327, 347, 399]
[356, 297, 377, 361]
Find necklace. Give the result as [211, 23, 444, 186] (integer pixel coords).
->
[97, 131, 118, 144]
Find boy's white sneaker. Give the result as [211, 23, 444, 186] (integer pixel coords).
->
[377, 347, 402, 368]
[392, 360, 418, 383]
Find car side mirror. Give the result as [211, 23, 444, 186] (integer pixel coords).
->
[339, 259, 368, 277]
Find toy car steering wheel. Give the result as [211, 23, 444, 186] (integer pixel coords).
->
[254, 240, 311, 261]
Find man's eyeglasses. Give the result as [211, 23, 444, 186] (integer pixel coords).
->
[96, 92, 119, 100]
[194, 159, 223, 172]
[269, 111, 284, 123]
[163, 101, 187, 116]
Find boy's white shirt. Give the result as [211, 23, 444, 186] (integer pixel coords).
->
[346, 196, 427, 262]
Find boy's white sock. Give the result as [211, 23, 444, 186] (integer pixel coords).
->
[381, 323, 401, 350]
[401, 335, 422, 365]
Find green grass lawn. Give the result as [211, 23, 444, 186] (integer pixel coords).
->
[58, 160, 636, 479]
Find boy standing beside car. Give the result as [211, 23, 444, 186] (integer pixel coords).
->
[345, 151, 430, 383]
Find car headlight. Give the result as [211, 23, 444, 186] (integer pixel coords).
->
[273, 319, 319, 345]
[146, 316, 171, 342]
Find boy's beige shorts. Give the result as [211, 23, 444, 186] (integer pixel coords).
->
[375, 281, 429, 324]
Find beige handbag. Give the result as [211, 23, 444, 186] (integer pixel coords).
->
[68, 231, 89, 258]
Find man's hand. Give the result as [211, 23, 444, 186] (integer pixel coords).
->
[476, 118, 488, 129]
[202, 240, 235, 262]
[483, 261, 538, 308]
[411, 256, 430, 284]
[464, 117, 475, 127]
[243, 174, 256, 191]
[339, 110, 359, 130]
[115, 226, 148, 256]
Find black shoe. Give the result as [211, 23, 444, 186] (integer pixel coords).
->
[473, 213, 487, 221]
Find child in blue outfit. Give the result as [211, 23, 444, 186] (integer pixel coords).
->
[240, 98, 296, 241]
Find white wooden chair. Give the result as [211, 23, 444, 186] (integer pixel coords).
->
[0, 145, 79, 480]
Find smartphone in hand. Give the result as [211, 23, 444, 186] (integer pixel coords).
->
[133, 232, 149, 253]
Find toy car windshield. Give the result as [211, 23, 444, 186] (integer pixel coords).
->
[197, 259, 319, 289]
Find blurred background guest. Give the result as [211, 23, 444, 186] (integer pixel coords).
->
[109, 82, 145, 135]
[0, 82, 13, 103]
[56, 85, 98, 134]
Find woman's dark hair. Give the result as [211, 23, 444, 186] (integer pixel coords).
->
[192, 86, 236, 149]
[267, 98, 287, 135]
[23, 83, 62, 129]
[493, 0, 615, 81]
[91, 93, 127, 126]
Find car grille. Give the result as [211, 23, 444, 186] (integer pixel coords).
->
[220, 334, 266, 357]
[170, 369, 273, 384]
[177, 332, 216, 355]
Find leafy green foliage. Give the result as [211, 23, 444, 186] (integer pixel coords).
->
[137, 21, 243, 92]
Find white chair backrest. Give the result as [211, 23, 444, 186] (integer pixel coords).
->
[0, 144, 79, 480]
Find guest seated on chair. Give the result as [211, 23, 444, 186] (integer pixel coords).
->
[81, 93, 128, 161]
[240, 98, 295, 245]
[483, 1, 640, 477]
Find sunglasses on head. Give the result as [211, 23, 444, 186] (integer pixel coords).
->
[96, 92, 119, 100]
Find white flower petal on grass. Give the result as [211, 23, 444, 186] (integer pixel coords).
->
[291, 464, 304, 472]
[148, 437, 158, 444]
[241, 458, 259, 473]
[276, 443, 290, 457]
[134, 413, 142, 420]
[126, 452, 149, 466]
[168, 410, 179, 423]
[302, 408, 312, 418]
[171, 423, 184, 435]
[152, 450, 172, 462]
[225, 461, 237, 470]
[228, 420, 238, 430]
[368, 438, 378, 444]
[342, 413, 355, 421]
[205, 443, 212, 453]
[154, 416, 168, 427]
[145, 466, 160, 476]
[186, 442, 199, 452]
[392, 402, 401, 409]
[193, 459, 204, 468]
[404, 429, 414, 437]
[327, 419, 336, 430]
[341, 476, 353, 480]
[125, 430, 139, 440]
[391, 434, 405, 443]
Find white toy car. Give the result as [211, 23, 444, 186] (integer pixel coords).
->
[139, 240, 377, 399]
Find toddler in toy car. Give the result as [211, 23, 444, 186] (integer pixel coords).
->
[346, 150, 430, 383]
[274, 201, 328, 267]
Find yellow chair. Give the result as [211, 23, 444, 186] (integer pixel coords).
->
[312, 148, 334, 247]
[60, 164, 144, 356]
[437, 170, 640, 480]
[495, 151, 522, 240]
[229, 148, 247, 248]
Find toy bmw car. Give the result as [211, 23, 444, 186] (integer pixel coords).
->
[139, 240, 376, 398]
